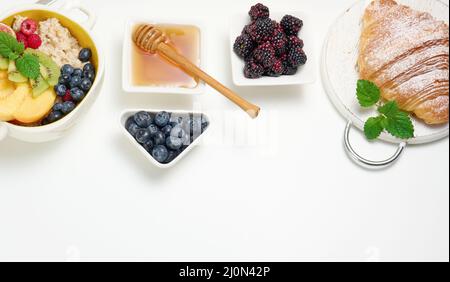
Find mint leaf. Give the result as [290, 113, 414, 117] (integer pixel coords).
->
[384, 110, 414, 139]
[378, 100, 398, 118]
[364, 116, 386, 140]
[356, 79, 381, 107]
[0, 32, 24, 60]
[378, 101, 414, 139]
[16, 54, 40, 79]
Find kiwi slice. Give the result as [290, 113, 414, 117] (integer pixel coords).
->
[7, 61, 28, 83]
[7, 60, 16, 73]
[24, 49, 60, 86]
[0, 57, 8, 70]
[8, 72, 28, 83]
[40, 63, 50, 81]
[30, 75, 50, 98]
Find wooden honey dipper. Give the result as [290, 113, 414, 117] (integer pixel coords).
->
[133, 24, 260, 118]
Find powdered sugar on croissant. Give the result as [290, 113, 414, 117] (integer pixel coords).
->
[358, 0, 449, 125]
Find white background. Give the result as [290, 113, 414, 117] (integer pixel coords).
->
[0, 0, 448, 262]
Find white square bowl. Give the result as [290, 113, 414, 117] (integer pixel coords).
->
[122, 19, 206, 95]
[229, 11, 316, 87]
[120, 109, 210, 169]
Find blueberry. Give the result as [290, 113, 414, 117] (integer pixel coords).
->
[52, 102, 64, 112]
[161, 125, 173, 136]
[61, 101, 76, 114]
[59, 74, 70, 85]
[135, 128, 152, 144]
[41, 118, 50, 126]
[169, 121, 180, 128]
[170, 126, 186, 139]
[154, 111, 170, 127]
[79, 48, 92, 62]
[148, 124, 160, 136]
[61, 64, 74, 76]
[70, 87, 85, 102]
[80, 78, 92, 91]
[169, 115, 184, 126]
[69, 75, 82, 88]
[83, 63, 94, 73]
[73, 68, 83, 77]
[142, 139, 154, 152]
[201, 116, 209, 131]
[164, 150, 179, 164]
[54, 84, 67, 97]
[133, 111, 152, 128]
[153, 131, 165, 146]
[47, 110, 64, 123]
[83, 70, 95, 81]
[189, 117, 203, 133]
[125, 117, 140, 136]
[166, 136, 183, 150]
[152, 145, 169, 163]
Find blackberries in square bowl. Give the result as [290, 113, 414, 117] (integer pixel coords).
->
[233, 3, 307, 79]
[124, 110, 210, 167]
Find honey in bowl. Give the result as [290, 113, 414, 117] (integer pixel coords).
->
[131, 24, 200, 89]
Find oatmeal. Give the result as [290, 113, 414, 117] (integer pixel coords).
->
[38, 18, 84, 68]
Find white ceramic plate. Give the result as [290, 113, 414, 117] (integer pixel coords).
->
[122, 19, 206, 95]
[321, 0, 449, 145]
[229, 11, 316, 87]
[120, 109, 210, 169]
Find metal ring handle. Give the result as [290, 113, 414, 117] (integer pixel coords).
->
[344, 121, 406, 167]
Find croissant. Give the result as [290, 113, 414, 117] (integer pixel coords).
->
[358, 0, 449, 125]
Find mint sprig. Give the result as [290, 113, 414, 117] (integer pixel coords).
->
[356, 80, 414, 140]
[0, 32, 24, 61]
[357, 79, 380, 107]
[0, 31, 40, 80]
[16, 53, 40, 79]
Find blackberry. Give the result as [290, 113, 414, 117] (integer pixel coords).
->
[287, 47, 307, 67]
[244, 60, 264, 79]
[248, 3, 270, 21]
[246, 18, 275, 44]
[253, 41, 276, 68]
[233, 34, 254, 59]
[270, 28, 287, 56]
[282, 61, 298, 75]
[287, 35, 304, 50]
[280, 15, 303, 36]
[267, 60, 284, 77]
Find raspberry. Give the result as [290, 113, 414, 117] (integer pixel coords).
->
[16, 32, 28, 48]
[20, 19, 37, 36]
[287, 35, 304, 50]
[246, 18, 275, 44]
[280, 15, 303, 36]
[253, 42, 276, 69]
[248, 3, 270, 21]
[63, 90, 73, 102]
[287, 47, 307, 67]
[244, 60, 264, 79]
[270, 28, 287, 56]
[233, 34, 254, 59]
[27, 34, 42, 49]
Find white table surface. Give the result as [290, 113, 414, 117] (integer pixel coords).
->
[0, 0, 448, 262]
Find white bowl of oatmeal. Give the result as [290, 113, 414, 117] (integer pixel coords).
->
[0, 2, 104, 143]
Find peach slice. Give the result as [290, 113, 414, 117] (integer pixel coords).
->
[0, 83, 28, 121]
[13, 86, 56, 124]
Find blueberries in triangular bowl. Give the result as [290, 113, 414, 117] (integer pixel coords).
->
[122, 110, 210, 168]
